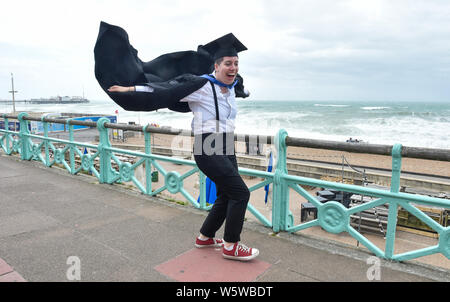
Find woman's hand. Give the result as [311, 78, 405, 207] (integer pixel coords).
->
[108, 85, 134, 92]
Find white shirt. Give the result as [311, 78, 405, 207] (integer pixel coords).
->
[136, 81, 237, 135]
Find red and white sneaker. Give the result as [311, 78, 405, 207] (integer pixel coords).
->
[222, 242, 259, 261]
[195, 237, 224, 248]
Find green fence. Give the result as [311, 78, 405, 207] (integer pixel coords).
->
[1, 112, 449, 262]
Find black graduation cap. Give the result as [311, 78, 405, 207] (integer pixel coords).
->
[198, 33, 247, 61]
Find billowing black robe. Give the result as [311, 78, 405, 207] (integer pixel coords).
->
[94, 21, 249, 112]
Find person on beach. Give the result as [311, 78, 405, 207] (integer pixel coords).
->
[108, 33, 258, 261]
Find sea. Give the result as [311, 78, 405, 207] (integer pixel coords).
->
[2, 99, 449, 149]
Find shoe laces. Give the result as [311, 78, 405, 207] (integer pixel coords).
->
[237, 242, 251, 254]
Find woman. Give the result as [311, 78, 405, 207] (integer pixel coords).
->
[108, 33, 258, 261]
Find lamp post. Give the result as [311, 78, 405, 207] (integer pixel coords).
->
[8, 73, 18, 113]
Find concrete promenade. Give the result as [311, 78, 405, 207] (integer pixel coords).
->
[0, 154, 448, 283]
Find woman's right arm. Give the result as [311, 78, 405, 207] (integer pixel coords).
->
[108, 85, 155, 93]
[108, 85, 135, 92]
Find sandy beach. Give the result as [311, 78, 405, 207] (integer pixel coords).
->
[110, 131, 449, 270]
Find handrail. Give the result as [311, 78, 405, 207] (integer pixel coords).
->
[1, 112, 449, 263]
[285, 136, 450, 161]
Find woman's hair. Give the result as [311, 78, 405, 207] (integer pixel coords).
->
[215, 56, 239, 66]
[215, 57, 224, 65]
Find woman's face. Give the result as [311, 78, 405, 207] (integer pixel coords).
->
[214, 56, 239, 85]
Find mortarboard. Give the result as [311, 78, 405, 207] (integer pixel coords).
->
[198, 33, 247, 61]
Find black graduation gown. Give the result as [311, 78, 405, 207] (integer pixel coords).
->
[94, 21, 249, 113]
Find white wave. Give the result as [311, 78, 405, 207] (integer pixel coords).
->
[350, 116, 450, 148]
[361, 106, 390, 110]
[314, 104, 350, 107]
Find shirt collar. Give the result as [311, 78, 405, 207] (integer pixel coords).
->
[200, 74, 238, 90]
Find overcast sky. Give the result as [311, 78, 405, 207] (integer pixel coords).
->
[1, 0, 450, 102]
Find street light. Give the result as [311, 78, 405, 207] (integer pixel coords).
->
[8, 73, 18, 113]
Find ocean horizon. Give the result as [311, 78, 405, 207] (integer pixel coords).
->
[1, 98, 449, 149]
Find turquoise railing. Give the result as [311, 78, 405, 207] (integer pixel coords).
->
[1, 112, 449, 262]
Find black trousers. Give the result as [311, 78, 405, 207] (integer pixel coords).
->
[194, 133, 250, 243]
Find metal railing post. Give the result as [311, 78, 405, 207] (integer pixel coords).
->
[385, 143, 403, 259]
[143, 124, 152, 195]
[41, 116, 51, 166]
[66, 118, 76, 174]
[17, 112, 31, 160]
[2, 115, 12, 154]
[198, 171, 207, 210]
[97, 117, 114, 184]
[272, 129, 293, 232]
